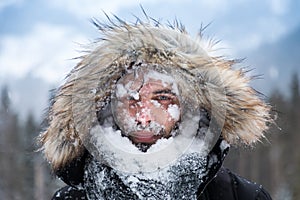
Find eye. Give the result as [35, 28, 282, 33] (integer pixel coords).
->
[127, 96, 138, 106]
[128, 96, 136, 101]
[153, 95, 175, 106]
[156, 95, 171, 101]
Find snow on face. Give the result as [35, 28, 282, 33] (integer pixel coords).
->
[143, 70, 180, 96]
[112, 69, 181, 146]
[167, 104, 180, 121]
[115, 81, 140, 100]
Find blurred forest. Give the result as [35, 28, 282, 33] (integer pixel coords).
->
[0, 73, 299, 200]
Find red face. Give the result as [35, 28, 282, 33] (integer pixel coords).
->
[113, 70, 181, 145]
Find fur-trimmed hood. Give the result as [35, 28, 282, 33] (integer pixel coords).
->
[39, 17, 272, 172]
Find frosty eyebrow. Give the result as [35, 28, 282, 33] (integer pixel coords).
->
[153, 89, 176, 96]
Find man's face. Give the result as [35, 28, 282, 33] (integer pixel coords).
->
[112, 69, 181, 145]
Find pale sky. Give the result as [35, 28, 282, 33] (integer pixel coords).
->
[1, 0, 299, 84]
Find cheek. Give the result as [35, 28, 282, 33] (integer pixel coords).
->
[158, 114, 177, 134]
[128, 106, 136, 117]
[152, 106, 177, 125]
[123, 101, 139, 117]
[115, 104, 136, 124]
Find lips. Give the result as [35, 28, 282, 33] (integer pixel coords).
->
[130, 131, 161, 144]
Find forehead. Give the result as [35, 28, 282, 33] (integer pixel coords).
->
[117, 69, 179, 94]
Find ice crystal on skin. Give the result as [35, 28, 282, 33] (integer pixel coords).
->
[115, 81, 140, 100]
[131, 91, 140, 100]
[167, 104, 180, 121]
[143, 70, 179, 96]
[115, 84, 128, 99]
[150, 100, 161, 108]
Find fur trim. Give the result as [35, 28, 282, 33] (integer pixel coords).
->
[39, 17, 272, 171]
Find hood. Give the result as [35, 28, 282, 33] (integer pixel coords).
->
[39, 16, 272, 172]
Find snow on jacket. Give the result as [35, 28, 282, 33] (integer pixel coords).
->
[51, 167, 272, 200]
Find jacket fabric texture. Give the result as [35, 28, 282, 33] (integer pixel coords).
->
[38, 14, 273, 200]
[52, 167, 272, 200]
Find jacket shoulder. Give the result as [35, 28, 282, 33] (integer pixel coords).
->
[51, 186, 87, 200]
[199, 167, 272, 200]
[229, 169, 272, 200]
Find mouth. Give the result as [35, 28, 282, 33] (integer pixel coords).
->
[129, 131, 162, 144]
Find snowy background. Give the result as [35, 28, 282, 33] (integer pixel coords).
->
[0, 0, 300, 120]
[1, 1, 300, 199]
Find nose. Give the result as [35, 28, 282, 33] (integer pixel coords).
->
[135, 103, 152, 126]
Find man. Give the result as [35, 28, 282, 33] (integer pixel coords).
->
[39, 15, 273, 199]
[112, 68, 181, 149]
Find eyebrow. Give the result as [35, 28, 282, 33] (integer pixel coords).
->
[153, 89, 177, 96]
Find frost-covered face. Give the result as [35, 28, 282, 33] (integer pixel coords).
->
[112, 69, 181, 145]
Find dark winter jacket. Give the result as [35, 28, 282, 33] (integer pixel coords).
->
[52, 167, 271, 200]
[198, 167, 272, 200]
